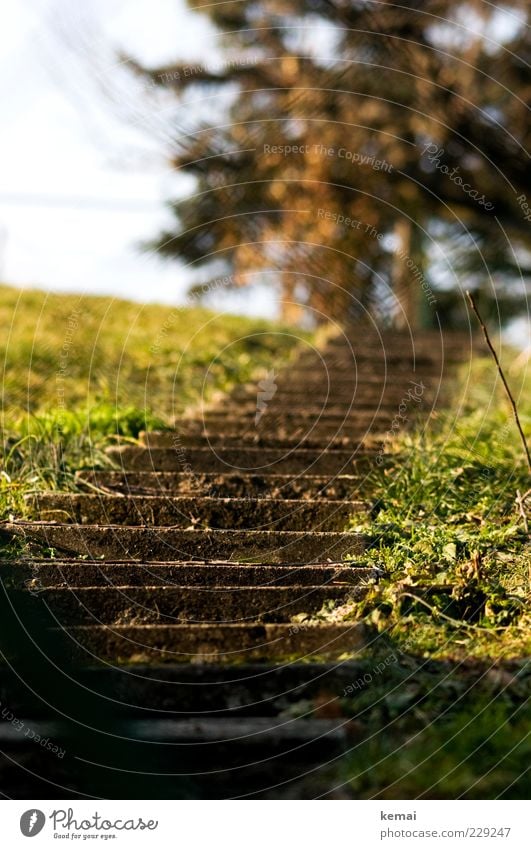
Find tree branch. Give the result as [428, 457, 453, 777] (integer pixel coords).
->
[466, 290, 531, 473]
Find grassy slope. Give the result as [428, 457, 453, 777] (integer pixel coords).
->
[1, 284, 529, 797]
[1, 283, 304, 422]
[336, 354, 530, 799]
[0, 283, 306, 515]
[348, 355, 530, 660]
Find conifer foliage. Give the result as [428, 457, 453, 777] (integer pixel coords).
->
[129, 1, 531, 325]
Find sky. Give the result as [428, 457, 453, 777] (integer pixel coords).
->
[0, 0, 277, 315]
[0, 1, 529, 341]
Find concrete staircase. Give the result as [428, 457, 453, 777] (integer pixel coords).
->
[0, 328, 476, 798]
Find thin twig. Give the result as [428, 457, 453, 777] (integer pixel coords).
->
[515, 490, 529, 534]
[466, 291, 531, 473]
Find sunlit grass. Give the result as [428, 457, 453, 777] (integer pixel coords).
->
[344, 354, 530, 662]
[0, 283, 307, 532]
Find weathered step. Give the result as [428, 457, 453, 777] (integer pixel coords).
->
[295, 352, 439, 367]
[196, 397, 433, 417]
[0, 716, 352, 799]
[61, 621, 367, 662]
[4, 558, 378, 588]
[188, 404, 405, 423]
[139, 428, 389, 449]
[232, 372, 431, 390]
[137, 432, 378, 450]
[0, 716, 350, 748]
[32, 584, 364, 624]
[4, 523, 368, 561]
[228, 385, 431, 404]
[260, 368, 436, 382]
[120, 717, 352, 746]
[0, 659, 388, 716]
[76, 471, 366, 500]
[105, 445, 375, 474]
[156, 409, 394, 424]
[26, 493, 367, 530]
[304, 333, 477, 355]
[268, 373, 439, 391]
[210, 393, 435, 415]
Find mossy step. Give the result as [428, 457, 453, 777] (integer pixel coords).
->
[33, 584, 365, 624]
[26, 493, 368, 530]
[4, 558, 378, 588]
[105, 445, 376, 474]
[138, 429, 387, 449]
[59, 621, 367, 662]
[4, 522, 369, 562]
[75, 471, 367, 500]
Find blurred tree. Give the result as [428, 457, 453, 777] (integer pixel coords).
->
[128, 0, 531, 327]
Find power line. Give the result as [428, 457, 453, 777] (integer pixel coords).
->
[0, 192, 165, 212]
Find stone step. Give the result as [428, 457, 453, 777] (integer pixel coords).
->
[0, 659, 385, 715]
[191, 402, 406, 417]
[151, 411, 395, 427]
[139, 427, 392, 449]
[34, 584, 364, 625]
[305, 334, 476, 354]
[75, 471, 366, 500]
[4, 523, 369, 561]
[137, 431, 380, 450]
[4, 558, 378, 588]
[228, 384, 431, 403]
[26, 493, 367, 530]
[193, 398, 432, 417]
[268, 373, 438, 391]
[105, 445, 375, 474]
[60, 621, 367, 662]
[295, 352, 439, 366]
[0, 328, 470, 800]
[0, 716, 351, 747]
[236, 369, 432, 382]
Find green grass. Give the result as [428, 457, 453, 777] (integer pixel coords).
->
[1, 284, 528, 797]
[316, 351, 530, 799]
[0, 283, 307, 525]
[340, 688, 530, 799]
[339, 355, 531, 663]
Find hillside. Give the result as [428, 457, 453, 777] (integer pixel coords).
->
[0, 283, 307, 514]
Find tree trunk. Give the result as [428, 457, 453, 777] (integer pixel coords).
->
[392, 218, 421, 329]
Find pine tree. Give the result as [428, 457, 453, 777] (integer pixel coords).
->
[128, 0, 531, 326]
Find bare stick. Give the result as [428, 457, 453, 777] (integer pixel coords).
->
[515, 490, 529, 534]
[466, 290, 531, 473]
